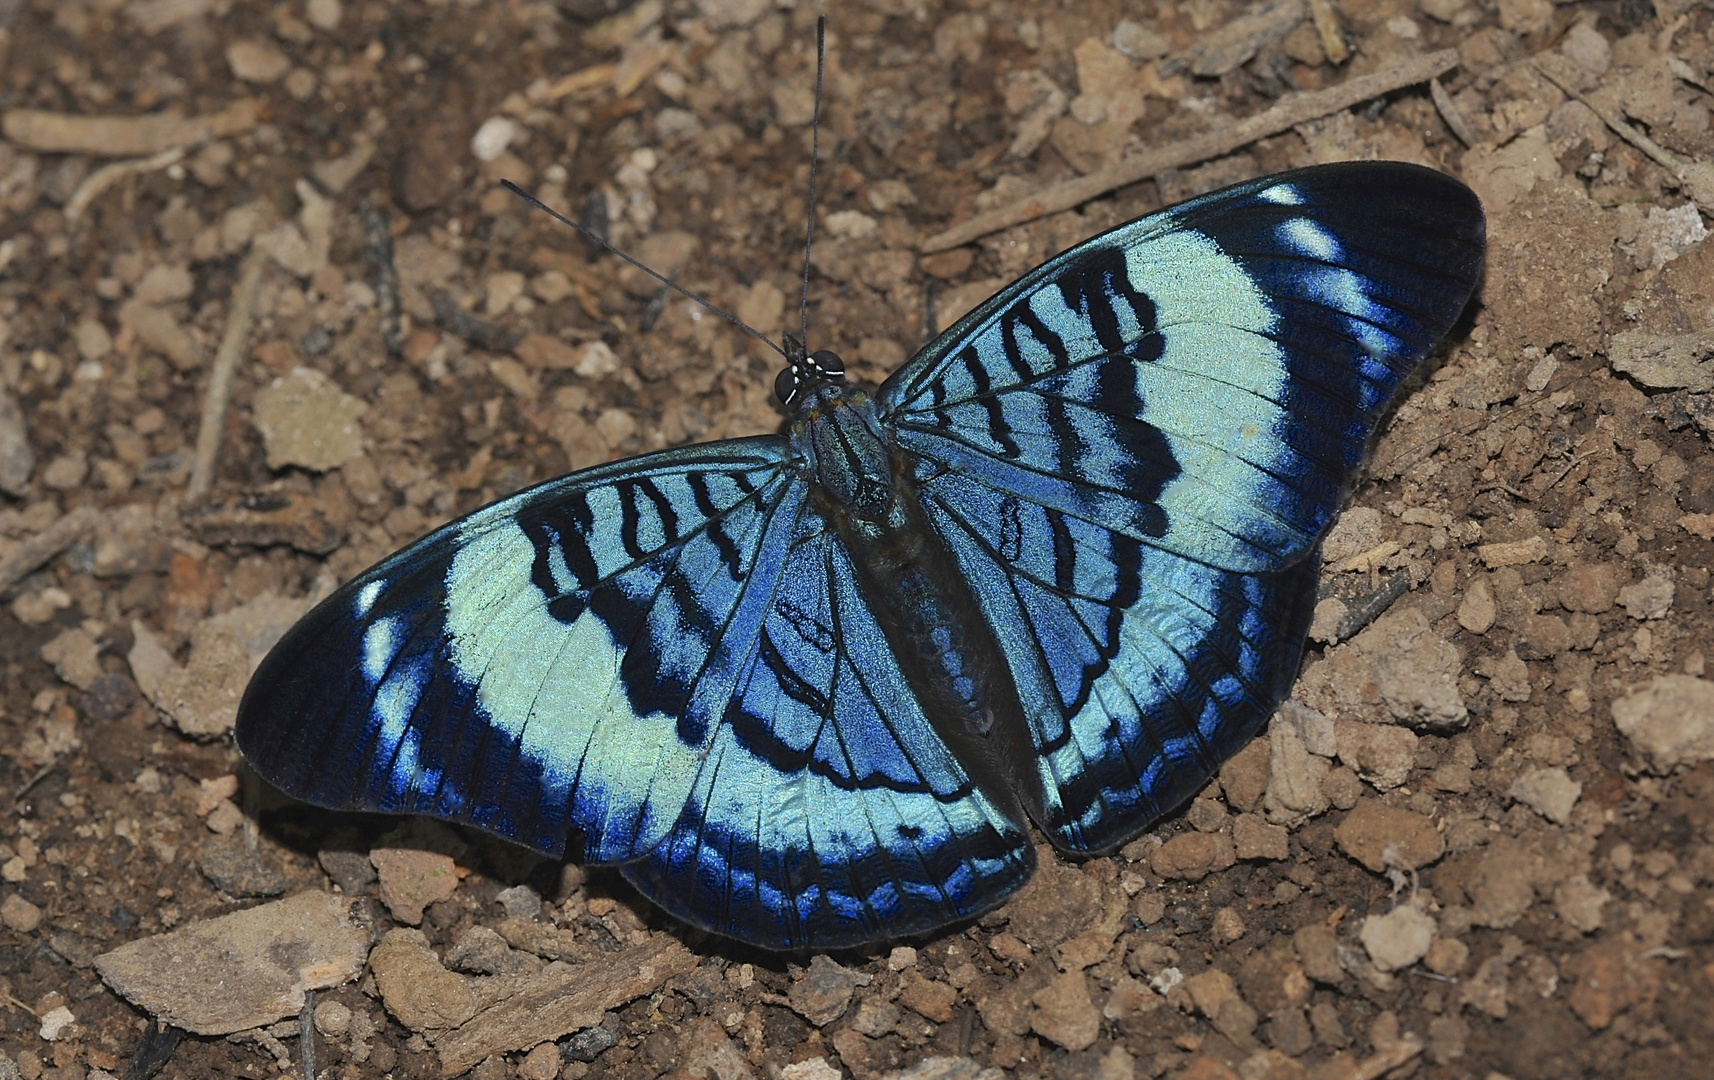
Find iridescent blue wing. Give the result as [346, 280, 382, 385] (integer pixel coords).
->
[878, 162, 1485, 852]
[237, 441, 795, 859]
[621, 503, 1032, 948]
[236, 439, 1029, 949]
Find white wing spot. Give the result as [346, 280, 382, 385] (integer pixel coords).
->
[362, 615, 400, 684]
[373, 666, 424, 785]
[355, 580, 383, 617]
[1282, 216, 1392, 357]
[1279, 217, 1339, 261]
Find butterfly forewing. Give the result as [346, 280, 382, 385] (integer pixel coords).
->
[880, 162, 1485, 852]
[237, 441, 796, 857]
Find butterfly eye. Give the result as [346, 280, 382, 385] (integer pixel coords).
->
[774, 366, 800, 406]
[810, 350, 845, 381]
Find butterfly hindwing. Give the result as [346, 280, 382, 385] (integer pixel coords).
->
[881, 162, 1485, 851]
[624, 505, 1032, 949]
[916, 475, 1319, 851]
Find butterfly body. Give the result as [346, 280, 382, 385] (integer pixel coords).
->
[238, 162, 1485, 950]
[793, 382, 1046, 828]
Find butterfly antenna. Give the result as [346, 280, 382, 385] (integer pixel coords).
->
[501, 180, 787, 360]
[797, 16, 827, 348]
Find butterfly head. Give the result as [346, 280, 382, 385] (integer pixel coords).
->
[775, 333, 846, 410]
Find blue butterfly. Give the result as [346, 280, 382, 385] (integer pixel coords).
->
[236, 162, 1484, 950]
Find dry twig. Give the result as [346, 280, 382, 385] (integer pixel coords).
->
[64, 147, 184, 223]
[2, 100, 258, 157]
[921, 48, 1460, 252]
[0, 505, 99, 594]
[299, 990, 316, 1080]
[1308, 0, 1351, 65]
[2, 992, 37, 1018]
[361, 198, 404, 359]
[538, 63, 619, 101]
[1429, 77, 1479, 147]
[12, 761, 59, 805]
[187, 246, 268, 503]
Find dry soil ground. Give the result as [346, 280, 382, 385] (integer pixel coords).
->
[1, 1, 1713, 1079]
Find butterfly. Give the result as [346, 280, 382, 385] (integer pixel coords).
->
[236, 161, 1485, 950]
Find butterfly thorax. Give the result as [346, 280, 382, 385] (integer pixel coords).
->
[791, 382, 895, 523]
[791, 380, 1046, 829]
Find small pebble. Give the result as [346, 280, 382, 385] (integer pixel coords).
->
[787, 955, 862, 1028]
[1334, 798, 1445, 873]
[1113, 19, 1169, 59]
[1424, 936, 1469, 976]
[38, 1006, 75, 1042]
[0, 390, 33, 496]
[1509, 766, 1582, 824]
[196, 776, 240, 816]
[1211, 906, 1246, 944]
[495, 884, 542, 919]
[132, 264, 194, 305]
[1032, 969, 1101, 1052]
[780, 1059, 840, 1080]
[1559, 21, 1610, 75]
[74, 319, 112, 361]
[313, 999, 351, 1038]
[471, 117, 519, 163]
[1457, 577, 1496, 633]
[251, 368, 368, 471]
[1360, 904, 1437, 972]
[10, 587, 72, 626]
[530, 270, 573, 304]
[204, 800, 246, 835]
[575, 341, 620, 378]
[370, 847, 458, 925]
[1, 894, 42, 933]
[40, 454, 88, 491]
[1132, 893, 1167, 925]
[561, 1024, 618, 1063]
[1150, 830, 1236, 880]
[517, 1042, 560, 1080]
[198, 834, 287, 897]
[1618, 573, 1674, 621]
[306, 0, 342, 31]
[1611, 675, 1714, 772]
[226, 40, 291, 83]
[485, 270, 527, 315]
